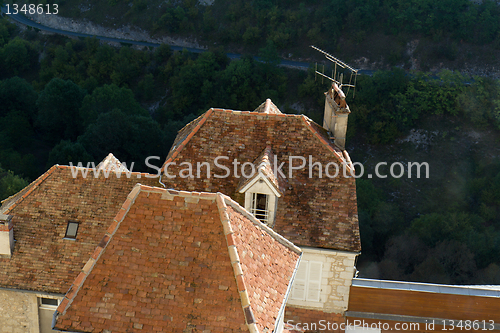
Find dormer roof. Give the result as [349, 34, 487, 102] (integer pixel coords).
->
[237, 146, 287, 197]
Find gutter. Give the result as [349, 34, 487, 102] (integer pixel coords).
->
[274, 251, 303, 333]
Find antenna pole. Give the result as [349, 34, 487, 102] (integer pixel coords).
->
[334, 63, 337, 84]
[310, 45, 358, 98]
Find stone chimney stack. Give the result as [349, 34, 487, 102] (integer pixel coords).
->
[323, 82, 351, 150]
[0, 214, 14, 257]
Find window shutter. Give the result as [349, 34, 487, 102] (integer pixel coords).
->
[307, 261, 322, 302]
[291, 261, 308, 300]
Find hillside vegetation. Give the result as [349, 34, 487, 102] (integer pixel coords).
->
[19, 0, 500, 73]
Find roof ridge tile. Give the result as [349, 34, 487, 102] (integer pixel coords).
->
[215, 194, 259, 333]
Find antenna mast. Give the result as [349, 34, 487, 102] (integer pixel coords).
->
[311, 45, 358, 98]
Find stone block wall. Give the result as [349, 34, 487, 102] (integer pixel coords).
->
[0, 289, 38, 333]
[287, 247, 358, 313]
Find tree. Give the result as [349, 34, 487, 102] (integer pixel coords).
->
[2, 37, 31, 75]
[154, 44, 172, 64]
[78, 109, 165, 171]
[137, 73, 155, 101]
[0, 77, 38, 121]
[47, 140, 93, 168]
[0, 165, 28, 202]
[37, 78, 87, 142]
[0, 110, 34, 150]
[259, 39, 280, 65]
[79, 84, 148, 128]
[86, 44, 116, 83]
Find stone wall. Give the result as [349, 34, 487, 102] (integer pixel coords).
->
[287, 247, 358, 313]
[0, 289, 38, 333]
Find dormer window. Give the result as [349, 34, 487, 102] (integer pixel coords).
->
[237, 147, 286, 227]
[250, 193, 270, 224]
[64, 221, 79, 240]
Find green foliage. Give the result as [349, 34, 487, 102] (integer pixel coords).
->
[166, 51, 286, 117]
[351, 69, 470, 143]
[0, 77, 38, 121]
[78, 109, 166, 170]
[0, 17, 14, 47]
[154, 44, 172, 64]
[0, 110, 35, 150]
[137, 73, 155, 101]
[0, 149, 38, 179]
[259, 39, 280, 65]
[79, 84, 148, 128]
[0, 37, 37, 76]
[356, 178, 405, 257]
[410, 212, 480, 247]
[0, 165, 29, 202]
[47, 140, 93, 167]
[36, 78, 87, 142]
[457, 77, 500, 129]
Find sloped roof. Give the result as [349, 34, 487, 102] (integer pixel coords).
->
[54, 185, 301, 333]
[0, 165, 157, 293]
[254, 98, 283, 114]
[160, 102, 361, 252]
[237, 146, 287, 196]
[96, 153, 129, 172]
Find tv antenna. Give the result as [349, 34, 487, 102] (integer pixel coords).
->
[311, 45, 358, 98]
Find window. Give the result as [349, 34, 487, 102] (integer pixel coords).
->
[240, 176, 279, 227]
[38, 297, 60, 333]
[291, 260, 322, 302]
[41, 298, 58, 306]
[250, 193, 269, 224]
[64, 221, 79, 239]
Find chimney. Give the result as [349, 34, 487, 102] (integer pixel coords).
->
[0, 214, 14, 257]
[323, 82, 350, 150]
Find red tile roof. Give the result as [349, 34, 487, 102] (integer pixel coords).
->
[0, 165, 157, 293]
[54, 185, 301, 332]
[160, 103, 360, 252]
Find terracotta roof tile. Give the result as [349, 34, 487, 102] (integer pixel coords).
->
[0, 164, 59, 214]
[0, 166, 158, 293]
[54, 186, 300, 332]
[221, 198, 301, 332]
[159, 101, 361, 252]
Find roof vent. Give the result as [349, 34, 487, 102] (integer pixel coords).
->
[0, 214, 14, 257]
